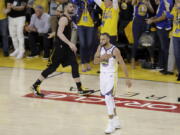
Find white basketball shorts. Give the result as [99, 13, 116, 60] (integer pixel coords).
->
[100, 72, 118, 96]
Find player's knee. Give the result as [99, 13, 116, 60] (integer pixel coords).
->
[41, 66, 57, 78]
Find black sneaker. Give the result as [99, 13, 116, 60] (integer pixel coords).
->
[27, 54, 39, 58]
[177, 74, 180, 81]
[166, 71, 174, 75]
[3, 52, 9, 57]
[30, 85, 44, 97]
[160, 70, 174, 75]
[178, 97, 180, 102]
[159, 69, 167, 74]
[42, 56, 49, 60]
[43, 54, 49, 59]
[78, 89, 95, 96]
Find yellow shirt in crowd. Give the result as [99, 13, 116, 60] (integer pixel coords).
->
[100, 3, 119, 36]
[171, 7, 180, 38]
[0, 0, 7, 20]
[77, 9, 94, 27]
[33, 0, 49, 13]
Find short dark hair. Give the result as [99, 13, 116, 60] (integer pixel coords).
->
[101, 33, 110, 38]
[62, 1, 73, 9]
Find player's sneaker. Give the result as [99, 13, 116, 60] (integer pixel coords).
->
[30, 85, 44, 97]
[78, 89, 94, 96]
[10, 50, 19, 57]
[105, 119, 115, 134]
[78, 87, 94, 96]
[113, 116, 121, 129]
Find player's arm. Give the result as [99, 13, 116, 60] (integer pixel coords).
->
[113, 48, 132, 87]
[113, 48, 129, 78]
[57, 17, 77, 53]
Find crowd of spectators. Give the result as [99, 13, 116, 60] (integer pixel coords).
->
[0, 0, 179, 81]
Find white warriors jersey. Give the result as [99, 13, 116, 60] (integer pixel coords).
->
[100, 45, 118, 73]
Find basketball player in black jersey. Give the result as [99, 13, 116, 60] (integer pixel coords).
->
[30, 2, 93, 97]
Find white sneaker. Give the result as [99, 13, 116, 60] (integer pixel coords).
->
[105, 119, 115, 134]
[10, 50, 19, 57]
[16, 52, 24, 59]
[113, 116, 121, 129]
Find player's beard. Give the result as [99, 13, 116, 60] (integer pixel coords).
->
[100, 42, 106, 46]
[68, 10, 74, 15]
[100, 42, 108, 47]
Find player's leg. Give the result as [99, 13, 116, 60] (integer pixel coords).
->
[31, 47, 61, 97]
[112, 74, 121, 130]
[104, 93, 121, 133]
[104, 93, 115, 134]
[70, 57, 94, 95]
[101, 73, 115, 133]
[101, 73, 120, 133]
[112, 96, 121, 130]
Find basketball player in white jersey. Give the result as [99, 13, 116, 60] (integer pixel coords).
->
[94, 33, 132, 134]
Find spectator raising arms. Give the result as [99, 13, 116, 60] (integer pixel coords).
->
[94, 0, 119, 45]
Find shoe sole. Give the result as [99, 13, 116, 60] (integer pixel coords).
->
[105, 130, 115, 134]
[30, 86, 44, 97]
[78, 90, 95, 96]
[78, 92, 92, 96]
[27, 56, 39, 58]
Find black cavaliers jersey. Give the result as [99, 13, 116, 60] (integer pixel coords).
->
[51, 14, 75, 67]
[57, 14, 72, 46]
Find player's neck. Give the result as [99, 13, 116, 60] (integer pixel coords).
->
[64, 12, 71, 19]
[104, 43, 112, 49]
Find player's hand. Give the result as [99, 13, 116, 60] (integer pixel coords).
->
[101, 53, 112, 61]
[69, 42, 77, 53]
[126, 79, 132, 88]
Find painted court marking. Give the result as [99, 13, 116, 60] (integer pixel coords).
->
[24, 90, 180, 113]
